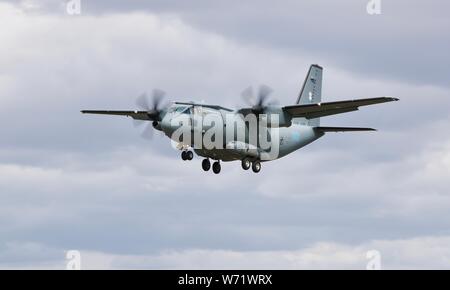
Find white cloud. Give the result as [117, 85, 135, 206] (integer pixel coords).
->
[4, 235, 450, 269]
[84, 235, 450, 269]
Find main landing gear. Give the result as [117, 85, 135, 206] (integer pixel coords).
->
[202, 158, 211, 171]
[185, 154, 260, 174]
[251, 160, 261, 173]
[202, 159, 221, 174]
[241, 158, 261, 173]
[241, 158, 251, 170]
[212, 161, 221, 174]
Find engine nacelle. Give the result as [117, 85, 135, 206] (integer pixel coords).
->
[260, 107, 292, 127]
[152, 121, 162, 131]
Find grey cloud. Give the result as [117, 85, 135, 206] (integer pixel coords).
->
[8, 0, 449, 87]
[0, 1, 449, 269]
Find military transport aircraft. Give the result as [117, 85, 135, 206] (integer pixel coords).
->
[82, 65, 398, 174]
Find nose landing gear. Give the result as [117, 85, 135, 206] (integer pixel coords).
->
[181, 150, 193, 161]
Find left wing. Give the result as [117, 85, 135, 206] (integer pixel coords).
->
[81, 110, 155, 121]
[283, 97, 398, 119]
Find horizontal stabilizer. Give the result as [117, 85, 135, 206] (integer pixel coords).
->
[314, 126, 376, 132]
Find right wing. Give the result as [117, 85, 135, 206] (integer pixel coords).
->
[314, 126, 376, 132]
[81, 110, 155, 121]
[283, 97, 398, 119]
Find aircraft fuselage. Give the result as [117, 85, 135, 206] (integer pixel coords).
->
[158, 104, 323, 162]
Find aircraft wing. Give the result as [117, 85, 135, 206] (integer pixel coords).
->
[174, 102, 234, 112]
[283, 97, 398, 119]
[81, 110, 156, 121]
[314, 126, 376, 132]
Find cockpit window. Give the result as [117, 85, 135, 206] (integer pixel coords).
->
[173, 106, 191, 115]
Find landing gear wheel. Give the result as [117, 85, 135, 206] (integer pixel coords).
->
[181, 151, 187, 161]
[252, 161, 261, 173]
[202, 159, 211, 171]
[241, 158, 251, 170]
[212, 161, 221, 174]
[186, 151, 194, 160]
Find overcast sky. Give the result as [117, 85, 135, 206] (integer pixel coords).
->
[0, 0, 449, 269]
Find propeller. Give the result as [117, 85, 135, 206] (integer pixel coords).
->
[241, 85, 277, 114]
[134, 89, 167, 139]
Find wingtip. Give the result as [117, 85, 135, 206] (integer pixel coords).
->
[386, 96, 399, 101]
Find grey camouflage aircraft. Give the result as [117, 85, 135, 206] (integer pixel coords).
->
[82, 64, 398, 174]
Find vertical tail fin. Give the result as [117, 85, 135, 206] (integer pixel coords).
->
[296, 64, 323, 126]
